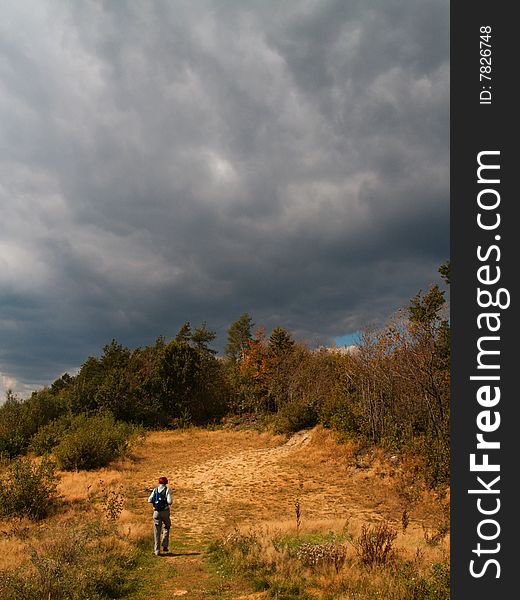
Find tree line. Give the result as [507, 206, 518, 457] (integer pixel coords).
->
[0, 262, 450, 486]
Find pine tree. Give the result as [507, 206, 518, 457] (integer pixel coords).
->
[175, 321, 192, 344]
[225, 313, 254, 362]
[191, 322, 217, 355]
[268, 327, 295, 357]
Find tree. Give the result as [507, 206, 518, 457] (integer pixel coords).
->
[0, 391, 26, 457]
[101, 339, 131, 370]
[191, 322, 227, 421]
[438, 260, 451, 285]
[225, 313, 254, 363]
[68, 356, 104, 413]
[50, 373, 73, 394]
[191, 321, 218, 356]
[264, 327, 296, 412]
[0, 388, 68, 458]
[408, 285, 446, 328]
[436, 260, 451, 372]
[175, 322, 192, 344]
[157, 340, 201, 420]
[408, 279, 450, 373]
[268, 327, 295, 357]
[402, 271, 450, 484]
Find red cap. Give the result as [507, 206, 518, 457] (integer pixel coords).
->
[158, 476, 168, 484]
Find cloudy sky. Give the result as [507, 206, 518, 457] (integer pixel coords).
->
[0, 0, 449, 398]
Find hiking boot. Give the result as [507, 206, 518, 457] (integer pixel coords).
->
[162, 547, 169, 552]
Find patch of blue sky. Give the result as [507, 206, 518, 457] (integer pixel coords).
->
[334, 332, 360, 347]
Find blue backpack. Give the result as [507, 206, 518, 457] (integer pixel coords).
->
[152, 487, 169, 511]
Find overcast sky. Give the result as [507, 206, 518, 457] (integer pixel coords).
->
[0, 0, 449, 398]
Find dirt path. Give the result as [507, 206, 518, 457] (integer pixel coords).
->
[119, 427, 419, 599]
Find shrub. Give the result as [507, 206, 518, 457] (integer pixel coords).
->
[421, 429, 450, 488]
[0, 431, 27, 459]
[53, 413, 139, 471]
[327, 401, 364, 438]
[221, 529, 260, 559]
[99, 480, 125, 521]
[272, 398, 318, 434]
[30, 416, 73, 455]
[353, 521, 397, 566]
[0, 457, 60, 520]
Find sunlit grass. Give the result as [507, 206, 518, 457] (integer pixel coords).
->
[1, 426, 449, 598]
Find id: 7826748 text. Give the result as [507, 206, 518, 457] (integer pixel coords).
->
[479, 26, 492, 105]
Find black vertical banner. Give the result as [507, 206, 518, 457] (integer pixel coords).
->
[452, 2, 518, 598]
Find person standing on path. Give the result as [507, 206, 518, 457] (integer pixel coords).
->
[148, 476, 173, 555]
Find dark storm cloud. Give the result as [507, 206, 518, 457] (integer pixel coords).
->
[0, 0, 449, 397]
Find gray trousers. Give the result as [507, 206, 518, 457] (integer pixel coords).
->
[153, 509, 171, 553]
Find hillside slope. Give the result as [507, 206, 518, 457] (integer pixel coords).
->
[2, 427, 448, 599]
[115, 427, 446, 597]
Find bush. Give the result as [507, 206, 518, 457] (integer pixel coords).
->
[30, 416, 73, 455]
[0, 457, 60, 520]
[0, 432, 27, 460]
[272, 398, 318, 434]
[354, 521, 397, 566]
[421, 429, 450, 488]
[53, 413, 140, 471]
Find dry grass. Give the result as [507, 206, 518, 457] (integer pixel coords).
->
[58, 468, 124, 502]
[213, 515, 448, 599]
[223, 513, 447, 568]
[1, 426, 448, 599]
[0, 537, 26, 571]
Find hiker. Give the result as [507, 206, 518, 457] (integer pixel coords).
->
[148, 476, 173, 555]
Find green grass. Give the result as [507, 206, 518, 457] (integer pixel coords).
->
[125, 531, 253, 600]
[273, 530, 351, 552]
[124, 538, 181, 599]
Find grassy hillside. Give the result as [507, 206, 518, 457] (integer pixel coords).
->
[0, 426, 448, 599]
